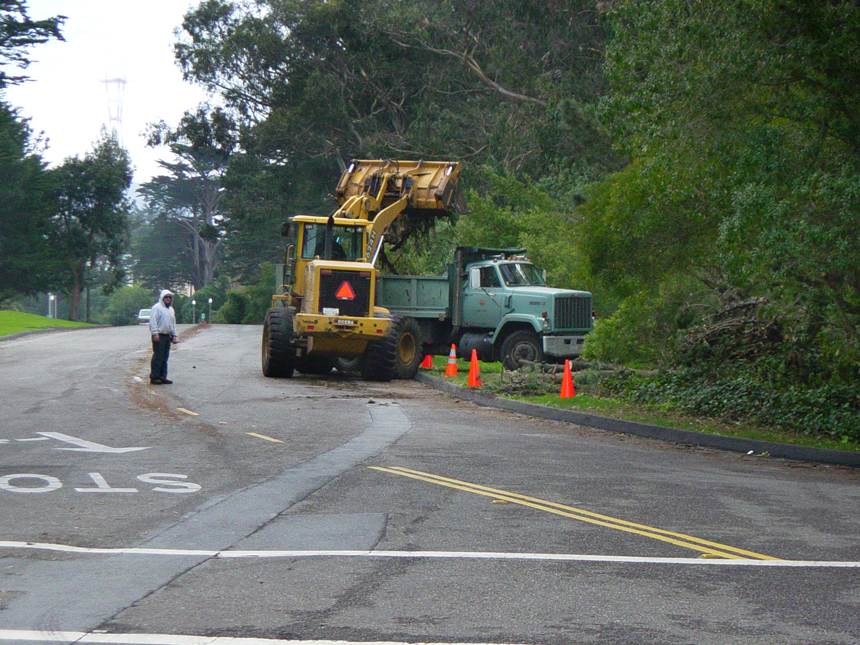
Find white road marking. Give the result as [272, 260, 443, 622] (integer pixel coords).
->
[0, 473, 200, 494]
[75, 473, 139, 493]
[137, 473, 202, 493]
[0, 475, 62, 493]
[38, 432, 149, 454]
[0, 541, 857, 568]
[3, 630, 520, 644]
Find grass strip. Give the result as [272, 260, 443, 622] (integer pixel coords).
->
[0, 311, 92, 337]
[419, 355, 860, 454]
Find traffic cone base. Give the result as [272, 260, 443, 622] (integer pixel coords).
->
[420, 355, 433, 369]
[560, 359, 575, 398]
[468, 349, 482, 387]
[444, 344, 458, 377]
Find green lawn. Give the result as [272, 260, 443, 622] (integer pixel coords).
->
[419, 355, 860, 454]
[0, 311, 92, 337]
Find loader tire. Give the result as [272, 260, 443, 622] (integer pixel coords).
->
[359, 330, 397, 383]
[390, 315, 423, 380]
[262, 307, 295, 378]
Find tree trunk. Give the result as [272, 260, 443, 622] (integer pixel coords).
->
[67, 263, 85, 321]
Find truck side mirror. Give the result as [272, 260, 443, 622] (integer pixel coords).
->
[469, 268, 481, 289]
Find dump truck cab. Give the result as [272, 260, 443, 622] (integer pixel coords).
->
[460, 249, 592, 368]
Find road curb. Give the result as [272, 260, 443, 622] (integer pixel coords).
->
[0, 325, 100, 342]
[416, 373, 860, 468]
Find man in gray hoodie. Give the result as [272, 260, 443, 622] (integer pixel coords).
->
[149, 289, 178, 384]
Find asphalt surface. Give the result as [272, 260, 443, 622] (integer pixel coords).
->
[1, 324, 859, 645]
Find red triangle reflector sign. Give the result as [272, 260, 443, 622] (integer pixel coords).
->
[335, 281, 356, 300]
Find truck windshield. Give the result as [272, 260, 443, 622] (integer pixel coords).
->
[301, 224, 364, 261]
[499, 262, 546, 286]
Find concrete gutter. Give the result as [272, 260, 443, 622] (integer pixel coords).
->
[416, 372, 860, 468]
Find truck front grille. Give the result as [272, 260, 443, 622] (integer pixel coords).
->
[554, 295, 592, 330]
[318, 270, 372, 317]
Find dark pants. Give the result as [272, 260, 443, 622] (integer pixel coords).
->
[150, 334, 172, 380]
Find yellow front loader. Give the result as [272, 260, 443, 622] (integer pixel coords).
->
[262, 159, 462, 381]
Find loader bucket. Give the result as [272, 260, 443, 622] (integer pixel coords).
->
[335, 159, 462, 217]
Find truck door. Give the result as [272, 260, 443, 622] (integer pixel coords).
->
[462, 266, 505, 329]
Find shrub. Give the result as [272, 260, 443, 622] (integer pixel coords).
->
[583, 278, 703, 367]
[101, 286, 155, 326]
[605, 367, 860, 442]
[217, 291, 248, 324]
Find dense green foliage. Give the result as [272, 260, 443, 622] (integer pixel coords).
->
[1, 2, 135, 319]
[0, 101, 54, 303]
[172, 0, 618, 273]
[0, 2, 65, 305]
[579, 0, 860, 440]
[0, 0, 64, 89]
[49, 129, 133, 320]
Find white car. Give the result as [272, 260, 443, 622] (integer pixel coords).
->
[137, 308, 151, 324]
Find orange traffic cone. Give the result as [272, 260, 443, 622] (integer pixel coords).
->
[444, 344, 458, 376]
[560, 359, 575, 398]
[468, 349, 482, 387]
[420, 355, 433, 369]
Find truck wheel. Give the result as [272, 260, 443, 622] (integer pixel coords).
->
[390, 315, 423, 380]
[262, 307, 296, 378]
[296, 355, 336, 375]
[500, 329, 544, 371]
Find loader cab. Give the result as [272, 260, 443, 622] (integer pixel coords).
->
[300, 222, 365, 262]
[283, 216, 371, 307]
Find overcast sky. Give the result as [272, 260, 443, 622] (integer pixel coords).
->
[5, 0, 210, 187]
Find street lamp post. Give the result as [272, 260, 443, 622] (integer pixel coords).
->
[192, 300, 196, 324]
[208, 298, 213, 323]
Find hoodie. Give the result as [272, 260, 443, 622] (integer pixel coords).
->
[149, 289, 177, 337]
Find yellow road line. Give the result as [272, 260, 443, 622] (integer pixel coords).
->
[370, 466, 778, 560]
[246, 432, 283, 443]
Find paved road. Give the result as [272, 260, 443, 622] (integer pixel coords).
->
[1, 324, 858, 645]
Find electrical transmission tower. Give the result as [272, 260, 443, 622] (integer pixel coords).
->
[101, 76, 127, 145]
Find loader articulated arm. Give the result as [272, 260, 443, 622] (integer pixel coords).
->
[333, 159, 462, 266]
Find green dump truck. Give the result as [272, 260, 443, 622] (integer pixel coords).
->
[378, 246, 593, 376]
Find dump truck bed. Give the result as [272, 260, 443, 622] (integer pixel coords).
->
[377, 272, 453, 319]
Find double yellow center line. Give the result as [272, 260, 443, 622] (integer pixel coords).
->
[370, 466, 778, 560]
